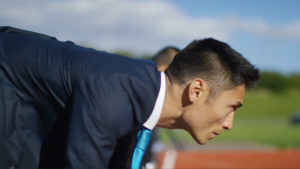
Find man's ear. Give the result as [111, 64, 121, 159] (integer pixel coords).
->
[188, 78, 208, 103]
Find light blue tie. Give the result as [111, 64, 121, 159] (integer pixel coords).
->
[131, 127, 152, 169]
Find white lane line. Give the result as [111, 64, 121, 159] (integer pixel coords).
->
[161, 150, 177, 169]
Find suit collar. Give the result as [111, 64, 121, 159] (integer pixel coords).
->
[143, 72, 166, 130]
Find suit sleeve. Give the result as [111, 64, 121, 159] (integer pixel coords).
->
[65, 77, 135, 169]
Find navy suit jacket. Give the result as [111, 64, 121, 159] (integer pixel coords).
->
[0, 26, 161, 169]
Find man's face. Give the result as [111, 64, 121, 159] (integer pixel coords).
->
[182, 84, 245, 145]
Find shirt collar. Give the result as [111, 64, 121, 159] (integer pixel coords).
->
[143, 72, 166, 130]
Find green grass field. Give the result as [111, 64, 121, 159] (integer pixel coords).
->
[159, 89, 300, 148]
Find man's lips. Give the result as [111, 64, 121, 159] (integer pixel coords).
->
[214, 131, 221, 135]
[209, 131, 222, 140]
[212, 131, 222, 137]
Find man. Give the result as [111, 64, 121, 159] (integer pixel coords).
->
[0, 26, 259, 169]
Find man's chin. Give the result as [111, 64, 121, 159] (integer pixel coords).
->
[198, 142, 206, 145]
[195, 138, 208, 145]
[189, 132, 209, 145]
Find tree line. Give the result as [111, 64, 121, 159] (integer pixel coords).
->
[256, 72, 300, 93]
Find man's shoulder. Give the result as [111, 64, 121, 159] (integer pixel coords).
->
[0, 26, 57, 40]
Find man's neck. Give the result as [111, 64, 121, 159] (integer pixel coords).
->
[156, 74, 183, 129]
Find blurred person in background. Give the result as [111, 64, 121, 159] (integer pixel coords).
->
[0, 26, 259, 169]
[152, 46, 180, 72]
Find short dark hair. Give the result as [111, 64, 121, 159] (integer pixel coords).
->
[166, 38, 259, 94]
[152, 46, 180, 67]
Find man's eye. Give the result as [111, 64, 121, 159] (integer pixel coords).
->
[232, 106, 238, 111]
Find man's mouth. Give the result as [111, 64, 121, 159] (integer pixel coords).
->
[214, 131, 221, 135]
[212, 131, 222, 138]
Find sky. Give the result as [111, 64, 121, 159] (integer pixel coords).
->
[1, 0, 299, 74]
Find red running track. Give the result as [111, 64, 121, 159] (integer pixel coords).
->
[156, 149, 300, 169]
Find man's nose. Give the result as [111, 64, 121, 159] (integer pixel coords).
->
[222, 112, 235, 130]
